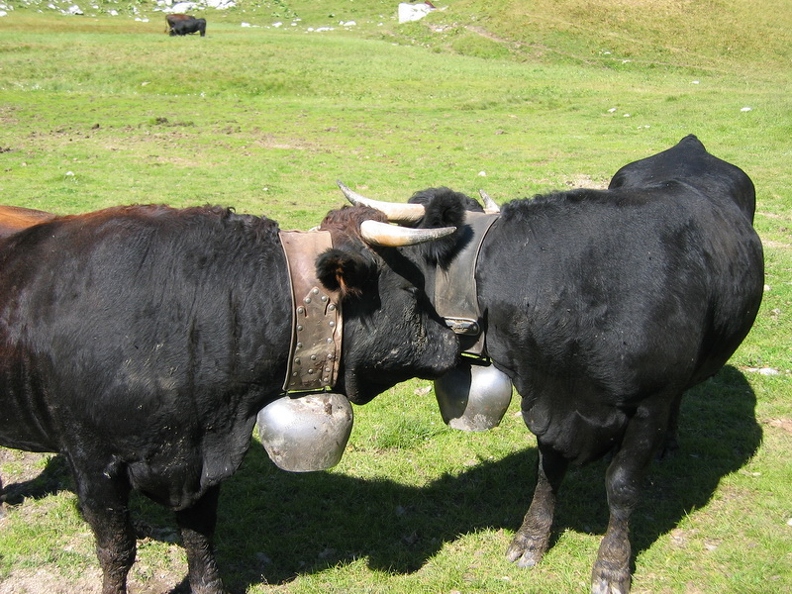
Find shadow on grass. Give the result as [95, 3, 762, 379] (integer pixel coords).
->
[212, 364, 761, 592]
[0, 365, 760, 593]
[0, 453, 71, 505]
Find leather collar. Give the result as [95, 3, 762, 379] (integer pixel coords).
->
[279, 231, 342, 393]
[433, 212, 499, 359]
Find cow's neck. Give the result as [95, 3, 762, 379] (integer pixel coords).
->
[433, 212, 499, 359]
[278, 231, 342, 393]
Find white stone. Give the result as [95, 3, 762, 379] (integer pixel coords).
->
[398, 2, 433, 23]
[170, 2, 196, 12]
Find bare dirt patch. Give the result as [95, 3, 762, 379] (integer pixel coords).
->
[762, 240, 792, 250]
[1, 448, 188, 594]
[0, 568, 102, 594]
[0, 449, 71, 505]
[767, 418, 792, 434]
[0, 557, 190, 594]
[563, 174, 609, 189]
[0, 449, 52, 485]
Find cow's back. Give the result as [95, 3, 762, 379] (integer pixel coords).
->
[0, 205, 291, 496]
[0, 205, 57, 238]
[476, 185, 763, 460]
[609, 134, 756, 222]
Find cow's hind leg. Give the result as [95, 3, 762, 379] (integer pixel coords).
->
[71, 462, 136, 594]
[658, 393, 683, 459]
[591, 403, 670, 594]
[507, 442, 568, 568]
[176, 484, 225, 594]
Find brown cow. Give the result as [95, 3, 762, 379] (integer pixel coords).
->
[0, 205, 57, 239]
[165, 13, 193, 34]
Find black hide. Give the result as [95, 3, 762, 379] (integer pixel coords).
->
[406, 135, 764, 594]
[0, 203, 458, 594]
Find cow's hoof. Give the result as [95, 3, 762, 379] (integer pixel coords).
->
[591, 562, 631, 594]
[591, 578, 628, 594]
[189, 580, 227, 594]
[505, 534, 545, 568]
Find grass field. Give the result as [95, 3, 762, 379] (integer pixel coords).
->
[0, 1, 791, 593]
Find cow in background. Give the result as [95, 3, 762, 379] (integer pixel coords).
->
[169, 16, 207, 37]
[164, 12, 193, 34]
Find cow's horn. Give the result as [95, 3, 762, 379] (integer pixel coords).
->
[360, 220, 456, 247]
[479, 189, 500, 214]
[337, 181, 426, 224]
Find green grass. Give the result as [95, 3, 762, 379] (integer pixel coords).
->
[0, 1, 791, 592]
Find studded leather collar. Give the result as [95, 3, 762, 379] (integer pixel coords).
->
[279, 231, 342, 393]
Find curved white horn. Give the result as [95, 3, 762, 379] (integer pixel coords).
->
[478, 189, 501, 214]
[360, 220, 456, 247]
[337, 181, 426, 224]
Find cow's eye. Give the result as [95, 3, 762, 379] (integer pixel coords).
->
[402, 286, 420, 297]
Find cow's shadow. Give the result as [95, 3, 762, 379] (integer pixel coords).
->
[0, 366, 761, 593]
[0, 452, 71, 506]
[207, 364, 760, 592]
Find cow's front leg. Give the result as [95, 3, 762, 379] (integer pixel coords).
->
[507, 442, 568, 567]
[176, 485, 225, 594]
[72, 466, 136, 594]
[591, 405, 669, 594]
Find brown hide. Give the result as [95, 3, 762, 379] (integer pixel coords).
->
[0, 205, 57, 238]
[165, 13, 193, 33]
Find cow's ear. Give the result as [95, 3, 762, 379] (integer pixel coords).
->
[420, 190, 473, 228]
[409, 187, 481, 224]
[413, 191, 469, 266]
[316, 248, 375, 299]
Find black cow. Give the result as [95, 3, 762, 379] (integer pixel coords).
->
[169, 17, 206, 37]
[0, 204, 459, 594]
[341, 135, 764, 594]
[165, 12, 194, 34]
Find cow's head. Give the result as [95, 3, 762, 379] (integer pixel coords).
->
[316, 205, 460, 404]
[336, 182, 492, 269]
[332, 185, 517, 431]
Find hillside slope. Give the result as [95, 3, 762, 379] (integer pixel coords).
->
[411, 0, 792, 73]
[5, 0, 790, 74]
